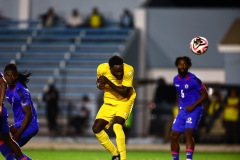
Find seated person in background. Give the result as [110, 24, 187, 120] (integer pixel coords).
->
[39, 7, 60, 27]
[119, 8, 134, 28]
[0, 11, 11, 27]
[66, 9, 84, 28]
[69, 95, 90, 135]
[0, 11, 9, 21]
[86, 7, 105, 28]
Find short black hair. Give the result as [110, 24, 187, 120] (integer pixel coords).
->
[108, 55, 123, 67]
[175, 56, 192, 67]
[4, 63, 18, 73]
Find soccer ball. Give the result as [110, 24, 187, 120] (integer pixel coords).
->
[190, 36, 208, 55]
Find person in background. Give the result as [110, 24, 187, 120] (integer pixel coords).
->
[163, 100, 178, 143]
[170, 56, 208, 160]
[222, 87, 239, 144]
[66, 8, 84, 28]
[119, 8, 134, 28]
[0, 11, 8, 21]
[0, 63, 39, 160]
[43, 84, 59, 137]
[92, 55, 136, 160]
[148, 77, 176, 136]
[69, 95, 90, 135]
[0, 11, 10, 28]
[39, 7, 60, 27]
[86, 7, 105, 28]
[204, 90, 223, 134]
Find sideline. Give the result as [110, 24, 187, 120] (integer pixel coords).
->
[23, 137, 240, 152]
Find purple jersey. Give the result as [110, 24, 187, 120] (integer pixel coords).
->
[173, 72, 204, 110]
[172, 72, 205, 133]
[5, 81, 39, 128]
[0, 72, 9, 134]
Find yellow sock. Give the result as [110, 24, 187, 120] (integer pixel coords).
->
[113, 123, 126, 160]
[95, 130, 119, 156]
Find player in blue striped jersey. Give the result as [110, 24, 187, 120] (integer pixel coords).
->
[0, 63, 39, 160]
[170, 56, 208, 160]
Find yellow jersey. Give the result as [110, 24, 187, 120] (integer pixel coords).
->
[97, 63, 136, 106]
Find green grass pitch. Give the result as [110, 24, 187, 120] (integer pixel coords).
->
[15, 149, 240, 160]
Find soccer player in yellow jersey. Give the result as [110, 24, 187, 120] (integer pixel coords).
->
[92, 55, 136, 160]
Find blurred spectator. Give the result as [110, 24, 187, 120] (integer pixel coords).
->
[119, 8, 134, 28]
[43, 84, 59, 137]
[39, 7, 60, 27]
[0, 11, 10, 28]
[69, 95, 91, 135]
[66, 8, 84, 28]
[0, 11, 9, 21]
[86, 7, 105, 28]
[154, 78, 176, 104]
[222, 88, 239, 144]
[163, 101, 178, 143]
[149, 77, 176, 136]
[204, 90, 223, 134]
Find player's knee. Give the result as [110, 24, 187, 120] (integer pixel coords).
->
[92, 125, 101, 134]
[170, 132, 179, 141]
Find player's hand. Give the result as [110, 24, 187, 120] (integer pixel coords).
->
[185, 105, 195, 112]
[0, 105, 2, 117]
[97, 76, 109, 84]
[97, 82, 105, 90]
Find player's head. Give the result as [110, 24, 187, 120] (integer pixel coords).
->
[4, 63, 31, 88]
[175, 56, 192, 77]
[109, 55, 124, 80]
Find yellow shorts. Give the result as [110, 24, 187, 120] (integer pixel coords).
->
[95, 101, 134, 129]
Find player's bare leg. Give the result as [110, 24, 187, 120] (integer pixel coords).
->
[185, 128, 195, 160]
[1, 133, 31, 160]
[170, 130, 181, 160]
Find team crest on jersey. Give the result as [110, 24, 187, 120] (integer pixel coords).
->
[186, 117, 192, 124]
[185, 84, 189, 89]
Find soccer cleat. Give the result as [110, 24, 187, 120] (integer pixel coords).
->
[112, 154, 120, 160]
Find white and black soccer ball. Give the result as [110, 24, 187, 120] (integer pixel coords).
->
[190, 36, 208, 55]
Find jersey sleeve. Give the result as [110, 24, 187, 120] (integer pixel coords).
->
[16, 87, 31, 108]
[194, 76, 204, 91]
[97, 63, 105, 78]
[122, 65, 134, 87]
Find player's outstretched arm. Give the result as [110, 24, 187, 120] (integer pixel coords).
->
[96, 79, 105, 90]
[98, 76, 131, 98]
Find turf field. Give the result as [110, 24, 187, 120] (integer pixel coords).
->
[14, 149, 240, 160]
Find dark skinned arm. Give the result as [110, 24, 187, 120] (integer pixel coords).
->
[97, 76, 131, 98]
[12, 105, 32, 141]
[0, 77, 6, 117]
[185, 89, 208, 112]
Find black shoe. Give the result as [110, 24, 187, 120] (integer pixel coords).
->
[112, 155, 120, 160]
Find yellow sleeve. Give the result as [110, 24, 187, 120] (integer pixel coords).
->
[97, 63, 106, 78]
[122, 65, 134, 87]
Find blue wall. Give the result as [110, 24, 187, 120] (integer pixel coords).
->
[147, 9, 240, 68]
[0, 0, 19, 20]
